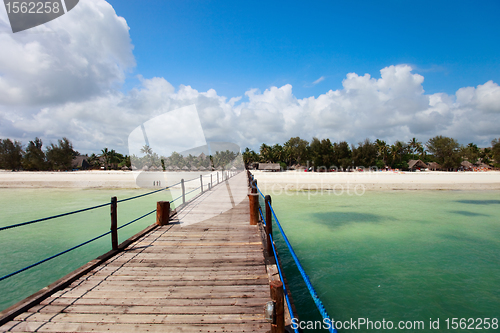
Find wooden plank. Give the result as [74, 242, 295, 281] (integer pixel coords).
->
[40, 297, 270, 307]
[71, 278, 268, 287]
[6, 321, 269, 333]
[28, 304, 265, 315]
[16, 311, 266, 324]
[0, 224, 159, 326]
[53, 290, 270, 300]
[0, 173, 273, 332]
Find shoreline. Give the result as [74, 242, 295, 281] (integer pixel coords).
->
[0, 170, 500, 190]
[252, 170, 500, 191]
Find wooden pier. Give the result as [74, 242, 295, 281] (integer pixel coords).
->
[0, 172, 284, 332]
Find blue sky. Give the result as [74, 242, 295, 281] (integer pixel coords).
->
[1, 0, 500, 153]
[108, 0, 500, 99]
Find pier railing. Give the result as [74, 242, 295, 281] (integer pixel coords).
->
[0, 170, 237, 284]
[248, 171, 338, 333]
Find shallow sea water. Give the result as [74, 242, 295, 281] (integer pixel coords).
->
[267, 190, 500, 332]
[1, 188, 499, 333]
[0, 186, 194, 311]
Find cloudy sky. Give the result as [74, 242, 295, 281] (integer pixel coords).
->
[1, 0, 499, 154]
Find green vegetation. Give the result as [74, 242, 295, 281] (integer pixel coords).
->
[0, 137, 131, 171]
[130, 146, 243, 171]
[243, 136, 498, 171]
[0, 135, 497, 172]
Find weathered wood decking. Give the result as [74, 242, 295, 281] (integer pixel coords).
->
[1, 172, 272, 332]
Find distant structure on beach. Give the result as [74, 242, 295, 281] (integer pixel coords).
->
[257, 163, 281, 172]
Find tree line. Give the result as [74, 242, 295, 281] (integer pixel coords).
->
[0, 137, 243, 171]
[131, 146, 243, 171]
[243, 136, 500, 171]
[0, 137, 130, 171]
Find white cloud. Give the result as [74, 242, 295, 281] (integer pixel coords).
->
[0, 0, 134, 107]
[0, 2, 499, 153]
[312, 76, 325, 85]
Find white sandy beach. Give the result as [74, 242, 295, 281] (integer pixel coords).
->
[0, 170, 220, 189]
[0, 169, 500, 190]
[252, 170, 500, 191]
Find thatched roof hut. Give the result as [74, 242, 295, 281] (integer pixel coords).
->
[190, 166, 198, 171]
[258, 163, 280, 172]
[198, 166, 206, 171]
[477, 162, 492, 170]
[181, 166, 189, 171]
[71, 156, 90, 170]
[427, 162, 441, 171]
[461, 161, 474, 170]
[408, 159, 428, 171]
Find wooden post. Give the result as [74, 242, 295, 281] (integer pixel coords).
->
[200, 175, 203, 193]
[156, 201, 170, 226]
[181, 179, 185, 205]
[110, 196, 118, 250]
[270, 281, 284, 333]
[208, 183, 211, 191]
[252, 179, 258, 193]
[248, 181, 258, 225]
[217, 172, 219, 184]
[265, 195, 273, 257]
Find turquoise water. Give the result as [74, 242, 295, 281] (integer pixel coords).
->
[1, 188, 499, 333]
[267, 190, 500, 332]
[0, 187, 198, 311]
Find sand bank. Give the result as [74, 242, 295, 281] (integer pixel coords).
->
[0, 170, 220, 189]
[0, 170, 140, 188]
[252, 170, 500, 191]
[1, 170, 500, 190]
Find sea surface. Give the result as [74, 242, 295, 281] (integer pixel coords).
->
[266, 190, 500, 332]
[0, 186, 196, 312]
[1, 188, 499, 333]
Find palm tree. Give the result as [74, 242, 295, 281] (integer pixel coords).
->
[408, 138, 421, 160]
[101, 148, 110, 170]
[375, 139, 388, 165]
[259, 143, 272, 162]
[140, 145, 153, 156]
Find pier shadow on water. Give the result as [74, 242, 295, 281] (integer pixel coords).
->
[449, 210, 490, 217]
[455, 199, 500, 205]
[311, 211, 387, 229]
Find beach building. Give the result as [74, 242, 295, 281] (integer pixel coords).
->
[461, 160, 474, 171]
[408, 159, 428, 171]
[71, 155, 90, 170]
[258, 163, 281, 172]
[427, 162, 441, 171]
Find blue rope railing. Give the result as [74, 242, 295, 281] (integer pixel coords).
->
[0, 206, 157, 283]
[258, 206, 266, 226]
[260, 206, 298, 333]
[117, 209, 157, 230]
[0, 202, 111, 232]
[185, 186, 202, 196]
[0, 230, 111, 282]
[0, 172, 234, 283]
[117, 182, 179, 203]
[269, 234, 300, 333]
[261, 185, 337, 333]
